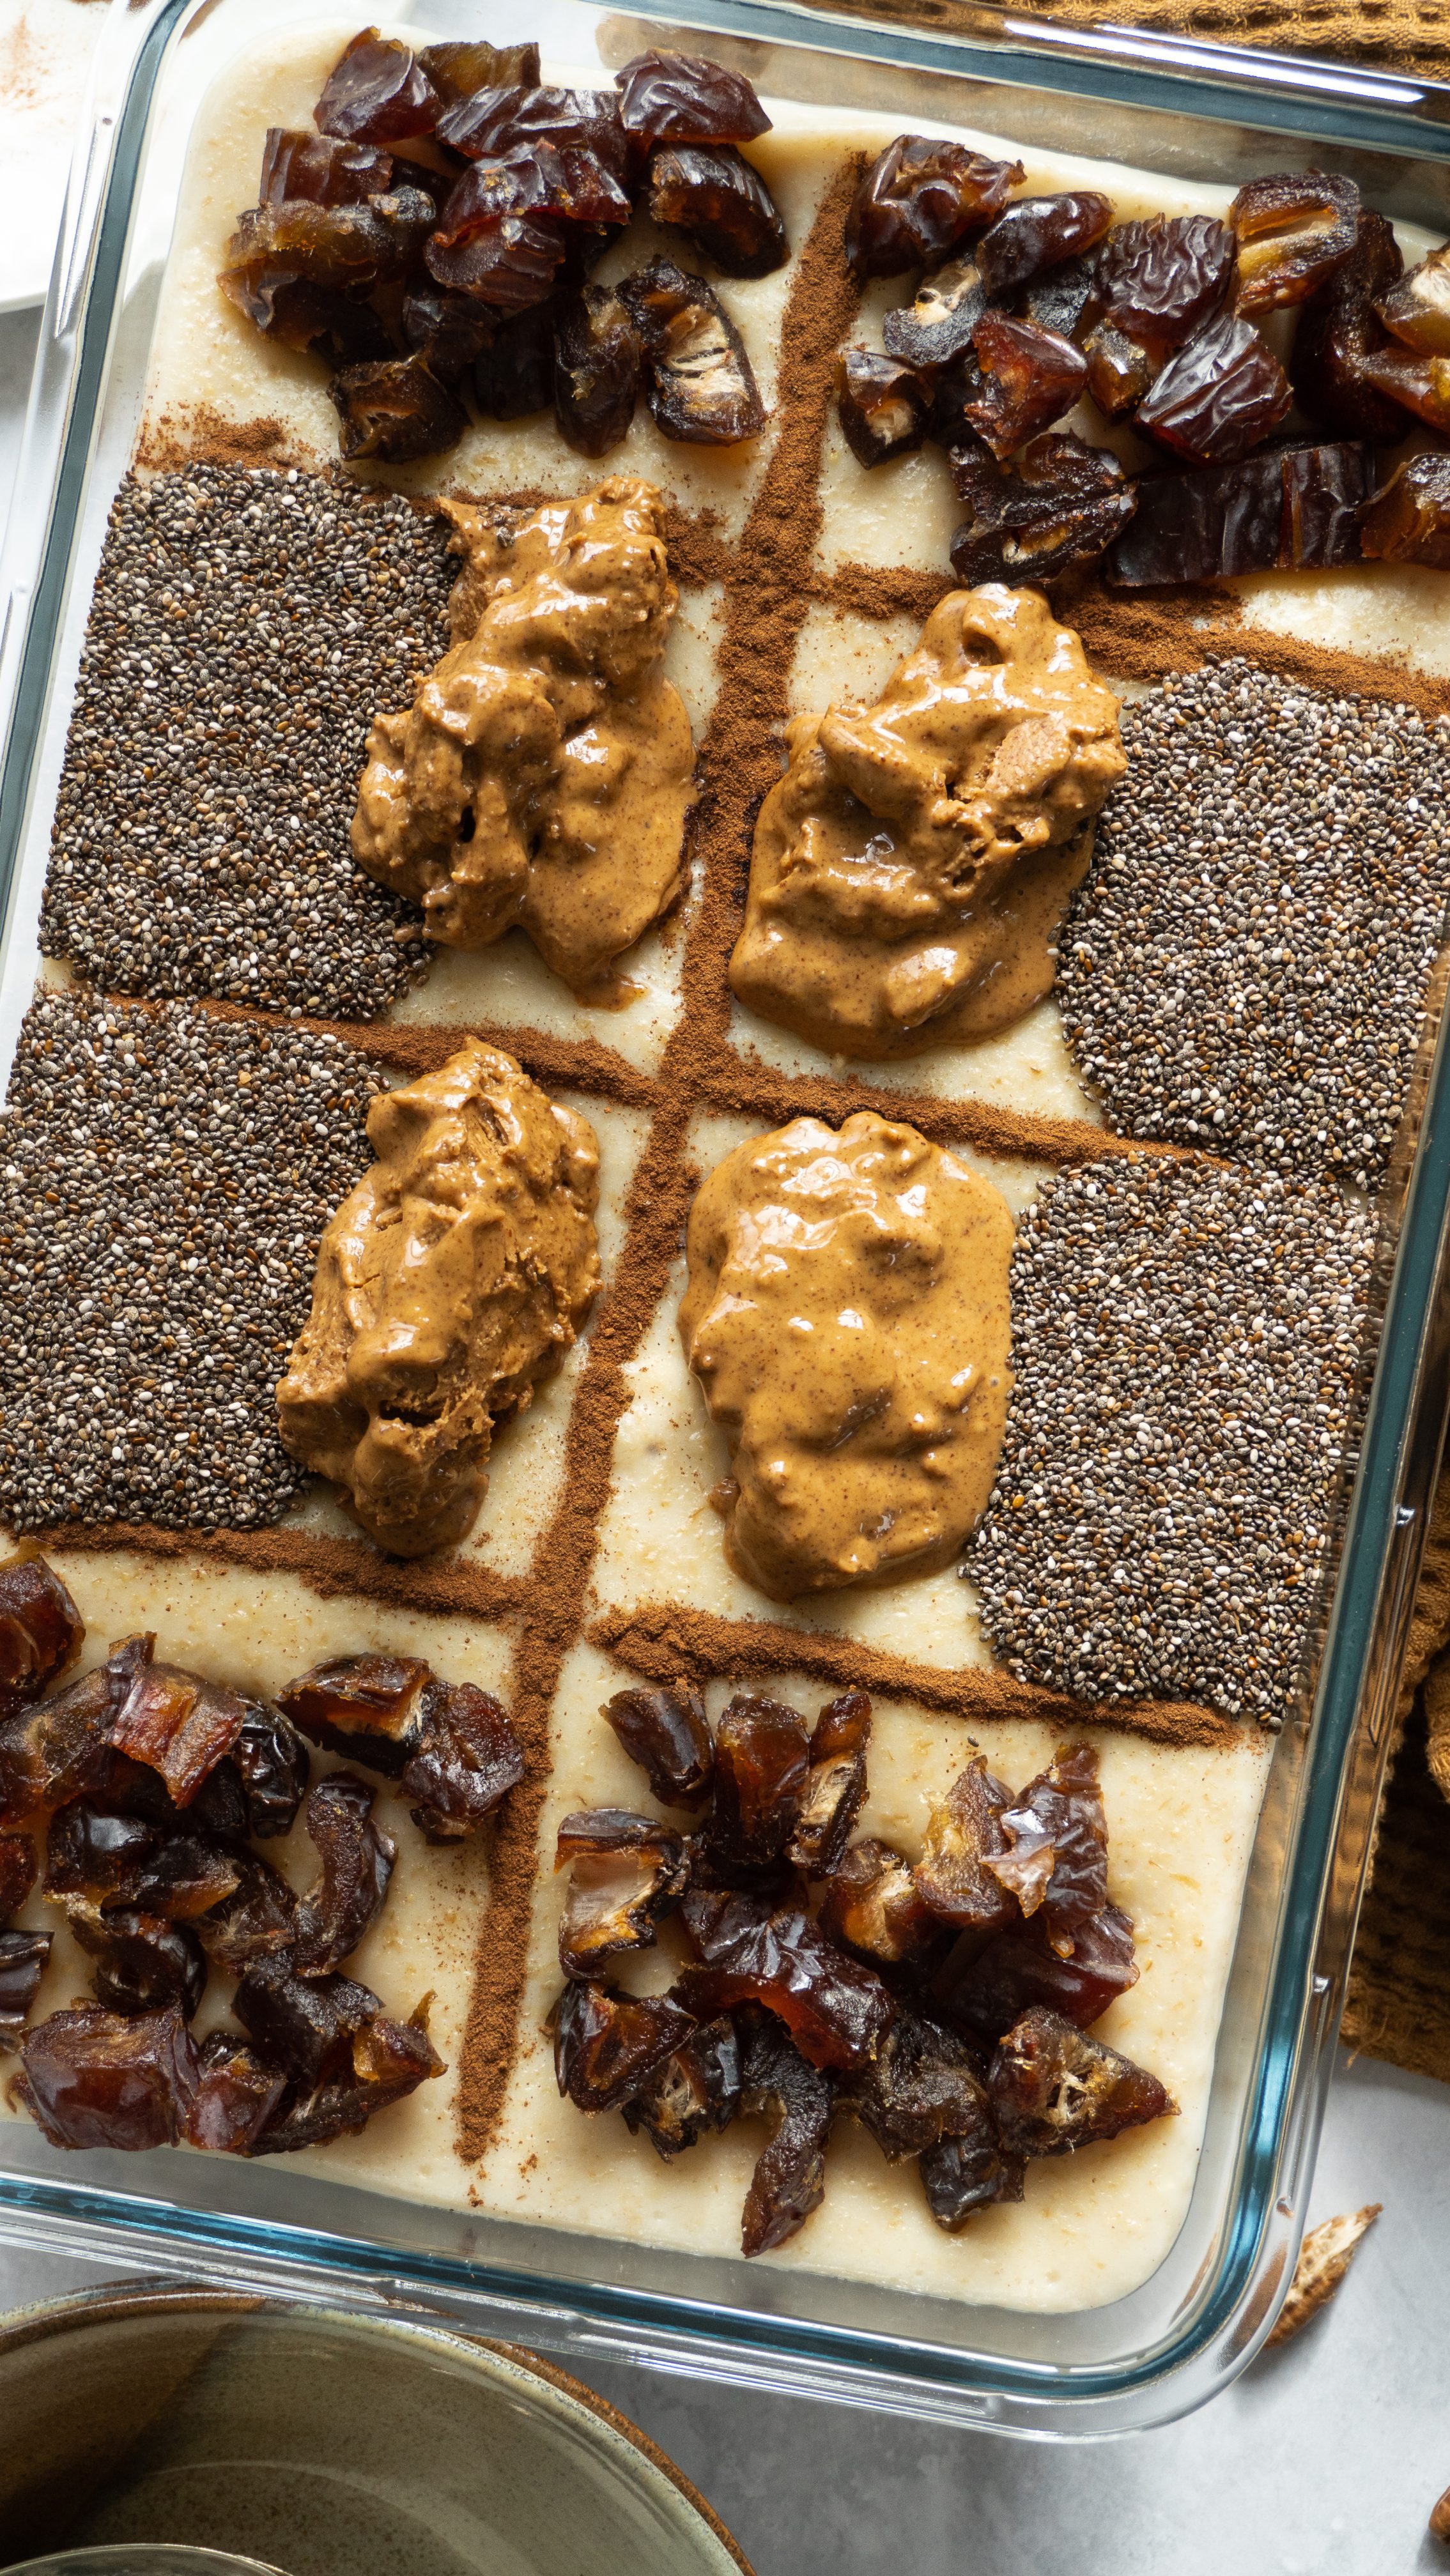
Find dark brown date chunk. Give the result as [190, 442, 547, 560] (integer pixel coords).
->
[44, 1803, 237, 1920]
[0, 1643, 138, 1826]
[932, 1901, 1139, 2041]
[419, 40, 541, 105]
[845, 135, 1022, 282]
[69, 1901, 206, 2021]
[436, 148, 630, 243]
[405, 1681, 523, 1843]
[950, 431, 1136, 585]
[16, 2004, 199, 2151]
[193, 1850, 298, 1974]
[436, 86, 628, 183]
[0, 1829, 36, 1924]
[0, 1556, 83, 1719]
[402, 287, 493, 384]
[619, 259, 766, 443]
[1109, 441, 1371, 586]
[913, 1753, 1015, 1936]
[552, 1978, 697, 2112]
[698, 1693, 808, 1877]
[0, 1928, 50, 2043]
[835, 348, 932, 470]
[1292, 211, 1405, 441]
[989, 2005, 1175, 2156]
[1230, 170, 1360, 313]
[1084, 320, 1161, 420]
[555, 1807, 690, 1979]
[222, 192, 435, 299]
[1022, 255, 1102, 344]
[475, 305, 555, 418]
[1095, 213, 1234, 346]
[1352, 344, 1450, 434]
[232, 1701, 310, 1841]
[259, 128, 394, 207]
[622, 2014, 741, 2159]
[647, 142, 787, 280]
[817, 1837, 939, 1966]
[964, 313, 1088, 460]
[1360, 452, 1450, 567]
[102, 1640, 247, 1811]
[837, 2002, 987, 2161]
[217, 275, 391, 370]
[975, 190, 1113, 298]
[615, 50, 771, 148]
[990, 1742, 1107, 1953]
[554, 284, 642, 457]
[883, 252, 987, 370]
[234, 1954, 383, 2087]
[603, 1682, 713, 1809]
[675, 1890, 893, 2072]
[291, 1772, 396, 1977]
[249, 2005, 443, 2156]
[739, 2011, 834, 2257]
[920, 2127, 1024, 2231]
[787, 1689, 871, 1878]
[1136, 307, 1290, 464]
[315, 29, 441, 147]
[1376, 239, 1450, 353]
[185, 2031, 287, 2154]
[279, 1655, 431, 1775]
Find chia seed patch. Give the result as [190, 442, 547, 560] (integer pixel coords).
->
[971, 1153, 1377, 1724]
[1058, 661, 1450, 1192]
[0, 987, 385, 1534]
[42, 464, 454, 1020]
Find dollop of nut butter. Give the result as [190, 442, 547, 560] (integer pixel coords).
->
[679, 1112, 1015, 1600]
[729, 585, 1125, 1058]
[351, 477, 695, 1000]
[277, 1039, 600, 1558]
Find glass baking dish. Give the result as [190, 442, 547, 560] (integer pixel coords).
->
[1, 0, 1449, 2437]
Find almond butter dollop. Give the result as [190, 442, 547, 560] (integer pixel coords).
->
[351, 477, 695, 1001]
[277, 1039, 600, 1558]
[729, 584, 1125, 1057]
[679, 1112, 1015, 1600]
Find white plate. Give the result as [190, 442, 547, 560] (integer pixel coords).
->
[0, 0, 106, 313]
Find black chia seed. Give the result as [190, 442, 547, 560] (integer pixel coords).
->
[0, 986, 385, 1535]
[1057, 659, 1450, 1192]
[971, 1153, 1377, 1724]
[42, 463, 454, 1021]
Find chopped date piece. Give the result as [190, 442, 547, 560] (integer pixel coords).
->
[1084, 319, 1161, 419]
[437, 86, 628, 183]
[125, 1829, 240, 1923]
[0, 1650, 132, 1827]
[258, 128, 394, 207]
[913, 1754, 1015, 1936]
[234, 1954, 383, 2088]
[185, 2030, 287, 2154]
[845, 135, 1023, 281]
[964, 313, 1088, 459]
[603, 1683, 713, 1809]
[402, 286, 495, 383]
[699, 1692, 808, 1877]
[1375, 239, 1450, 353]
[552, 1977, 697, 2113]
[475, 303, 556, 417]
[619, 259, 766, 443]
[425, 198, 567, 314]
[1352, 344, 1450, 433]
[675, 1893, 893, 2072]
[222, 192, 435, 298]
[279, 1654, 431, 1777]
[1360, 451, 1450, 567]
[15, 2004, 199, 2152]
[976, 191, 1113, 298]
[193, 1850, 297, 1974]
[44, 1803, 155, 1906]
[403, 1681, 523, 1841]
[835, 348, 932, 470]
[615, 50, 771, 149]
[739, 2011, 833, 2257]
[949, 431, 1136, 585]
[817, 1837, 939, 1966]
[920, 2127, 1024, 2230]
[883, 251, 987, 369]
[622, 2014, 742, 2159]
[989, 1742, 1107, 1952]
[1022, 255, 1102, 343]
[1230, 170, 1360, 313]
[837, 2002, 990, 2161]
[435, 145, 630, 241]
[0, 1928, 50, 2043]
[232, 1701, 309, 1841]
[647, 142, 787, 280]
[787, 1690, 871, 1878]
[107, 1643, 248, 1811]
[291, 1772, 396, 1977]
[927, 351, 987, 450]
[68, 1901, 207, 2021]
[553, 282, 642, 457]
[217, 274, 392, 368]
[1292, 211, 1405, 440]
[315, 29, 441, 147]
[555, 1807, 690, 1978]
[0, 1829, 35, 1923]
[248, 2004, 443, 2156]
[0, 1554, 83, 1717]
[1108, 441, 1371, 585]
[1095, 213, 1234, 346]
[989, 2004, 1175, 2157]
[933, 1902, 1139, 2041]
[419, 39, 541, 105]
[1135, 307, 1290, 463]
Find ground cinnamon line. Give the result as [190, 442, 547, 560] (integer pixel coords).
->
[183, 992, 659, 1112]
[39, 1518, 527, 1625]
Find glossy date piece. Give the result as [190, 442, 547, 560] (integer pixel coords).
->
[1109, 441, 1371, 586]
[739, 2010, 834, 2257]
[1360, 452, 1450, 567]
[964, 313, 1088, 460]
[1095, 213, 1234, 346]
[1084, 319, 1161, 419]
[622, 2014, 742, 2159]
[1021, 254, 1102, 343]
[698, 1693, 808, 1877]
[615, 50, 771, 149]
[835, 348, 932, 470]
[989, 2004, 1175, 2157]
[555, 1807, 690, 1979]
[817, 1837, 940, 1966]
[913, 1753, 1015, 1936]
[216, 273, 392, 369]
[837, 2001, 990, 2161]
[233, 1700, 309, 1841]
[552, 1977, 697, 2113]
[553, 283, 642, 457]
[291, 1773, 396, 1977]
[403, 286, 494, 383]
[787, 1689, 871, 1878]
[976, 191, 1113, 298]
[185, 2030, 287, 2154]
[1135, 307, 1290, 464]
[234, 1954, 382, 2088]
[68, 1901, 207, 2021]
[1292, 212, 1405, 440]
[193, 1850, 298, 1974]
[920, 2126, 1024, 2230]
[989, 1741, 1107, 1952]
[0, 1929, 50, 2043]
[1375, 238, 1450, 353]
[602, 1682, 713, 1808]
[675, 1893, 893, 2073]
[403, 1680, 524, 1841]
[844, 135, 1022, 282]
[223, 191, 435, 296]
[15, 2004, 199, 2152]
[419, 39, 541, 105]
[0, 1554, 83, 1717]
[883, 252, 987, 369]
[0, 1648, 134, 1827]
[1230, 169, 1360, 314]
[107, 1643, 249, 1811]
[44, 1803, 238, 1921]
[475, 305, 555, 418]
[279, 1653, 431, 1776]
[315, 29, 441, 146]
[259, 128, 394, 207]
[438, 87, 628, 187]
[0, 1829, 35, 1924]
[647, 142, 787, 280]
[249, 2005, 443, 2156]
[1352, 344, 1450, 433]
[950, 431, 1135, 585]
[435, 142, 630, 240]
[619, 259, 767, 444]
[932, 1901, 1139, 2041]
[424, 176, 566, 314]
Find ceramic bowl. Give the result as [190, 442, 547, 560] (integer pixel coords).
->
[0, 2282, 753, 2576]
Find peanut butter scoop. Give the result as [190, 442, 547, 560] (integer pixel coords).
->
[679, 1112, 1014, 1600]
[729, 585, 1125, 1058]
[277, 1039, 600, 1558]
[352, 477, 695, 1000]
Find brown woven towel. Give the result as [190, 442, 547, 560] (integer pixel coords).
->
[1022, 0, 1450, 79]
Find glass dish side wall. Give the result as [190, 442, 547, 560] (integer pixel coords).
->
[0, 0, 1446, 2434]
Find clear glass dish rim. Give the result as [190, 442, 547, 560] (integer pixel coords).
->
[1, 0, 1448, 2435]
